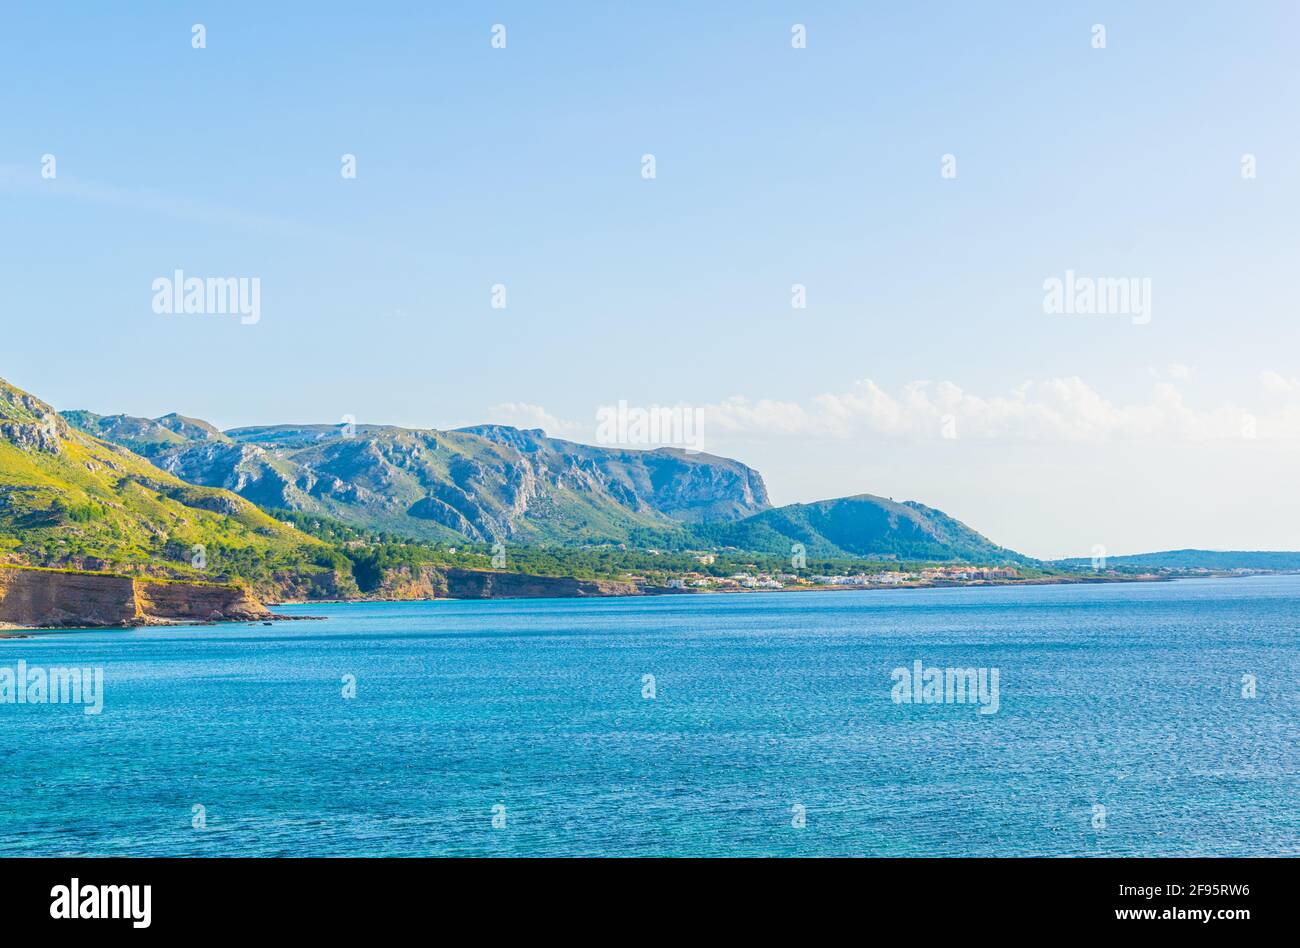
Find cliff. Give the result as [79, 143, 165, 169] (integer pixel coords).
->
[256, 567, 359, 604]
[0, 564, 272, 629]
[133, 578, 270, 623]
[370, 564, 444, 600]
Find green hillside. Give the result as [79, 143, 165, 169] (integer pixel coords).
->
[701, 494, 1032, 564]
[1, 378, 331, 587]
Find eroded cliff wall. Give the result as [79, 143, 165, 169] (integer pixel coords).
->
[0, 567, 138, 628]
[134, 579, 269, 622]
[0, 565, 271, 628]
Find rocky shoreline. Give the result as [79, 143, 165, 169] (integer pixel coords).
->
[0, 561, 1180, 632]
[0, 564, 277, 631]
[268, 568, 1170, 604]
[0, 562, 641, 630]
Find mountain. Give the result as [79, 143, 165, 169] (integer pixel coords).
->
[61, 412, 771, 545]
[0, 379, 318, 577]
[1052, 549, 1300, 571]
[58, 406, 1032, 564]
[6, 376, 1041, 614]
[457, 425, 767, 524]
[701, 494, 1033, 564]
[61, 410, 232, 458]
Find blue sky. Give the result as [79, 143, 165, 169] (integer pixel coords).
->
[3, 2, 1299, 557]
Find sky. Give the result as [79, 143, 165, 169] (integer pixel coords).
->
[2, 1, 1298, 559]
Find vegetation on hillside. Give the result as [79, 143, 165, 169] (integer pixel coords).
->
[1, 379, 337, 596]
[2, 376, 1166, 601]
[695, 494, 1033, 564]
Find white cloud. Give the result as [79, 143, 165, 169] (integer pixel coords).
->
[485, 402, 584, 437]
[491, 373, 1300, 449]
[1259, 370, 1298, 397]
[699, 375, 1300, 443]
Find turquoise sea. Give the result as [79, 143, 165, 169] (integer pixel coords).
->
[1, 576, 1296, 856]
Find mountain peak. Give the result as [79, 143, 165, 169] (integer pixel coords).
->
[701, 492, 1030, 564]
[1, 378, 69, 453]
[0, 377, 58, 423]
[155, 413, 230, 443]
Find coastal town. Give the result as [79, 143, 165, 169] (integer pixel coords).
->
[659, 564, 1022, 592]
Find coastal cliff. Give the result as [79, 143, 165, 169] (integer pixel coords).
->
[0, 564, 272, 629]
[266, 564, 639, 603]
[368, 564, 444, 600]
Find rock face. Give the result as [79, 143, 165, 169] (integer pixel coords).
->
[0, 565, 272, 629]
[62, 411, 771, 544]
[459, 426, 770, 525]
[0, 567, 137, 627]
[320, 565, 637, 602]
[262, 567, 358, 604]
[133, 578, 269, 623]
[371, 564, 444, 601]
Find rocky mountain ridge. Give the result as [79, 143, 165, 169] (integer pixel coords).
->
[63, 411, 772, 544]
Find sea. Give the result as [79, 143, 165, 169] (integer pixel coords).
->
[1, 575, 1296, 856]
